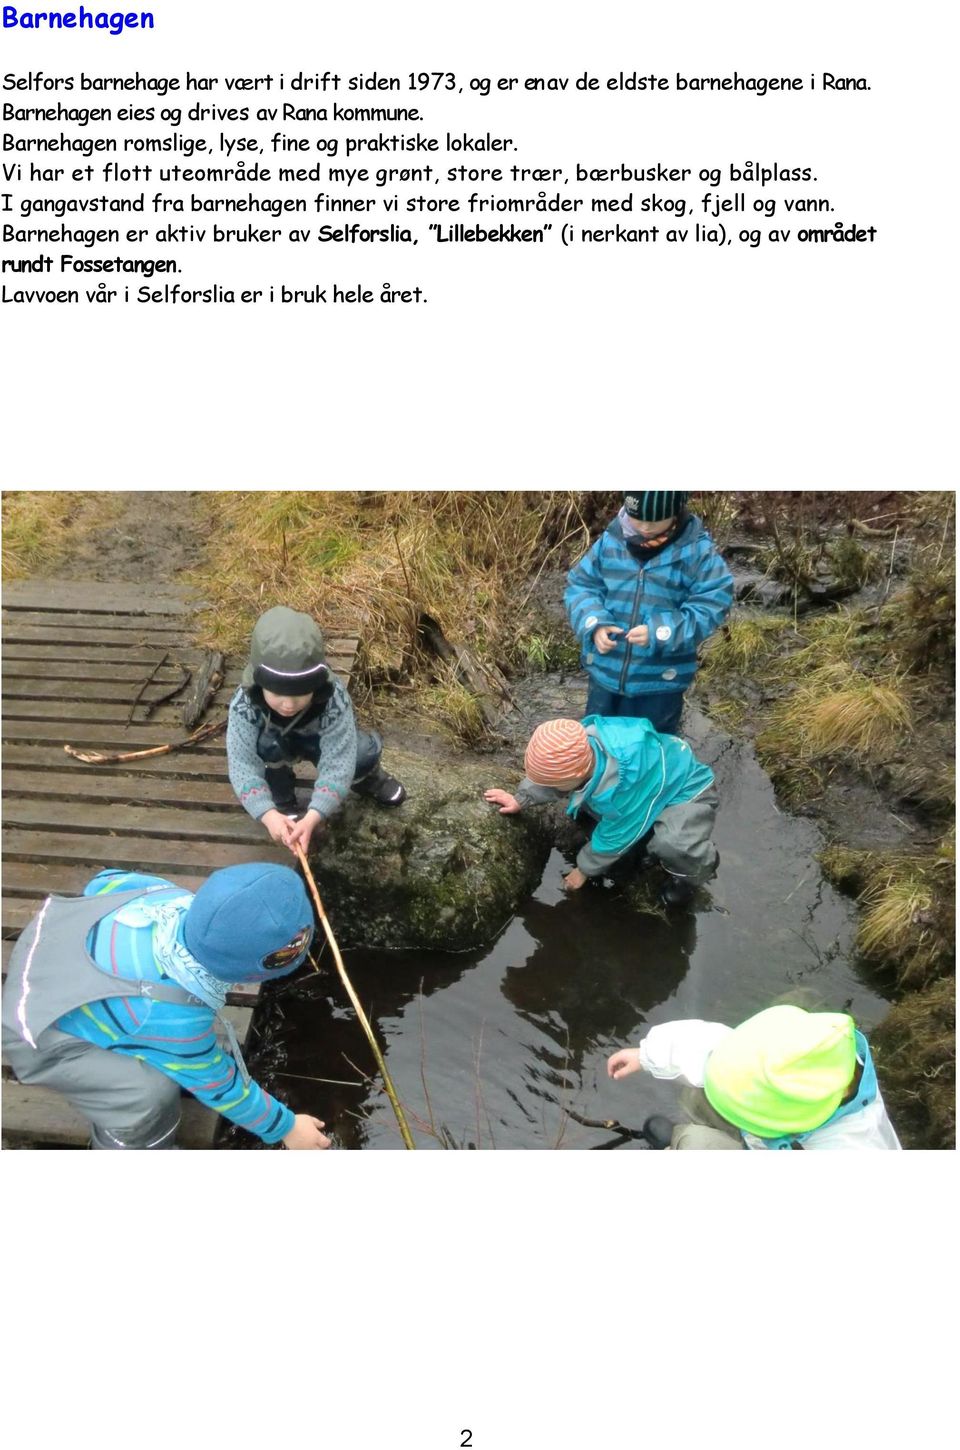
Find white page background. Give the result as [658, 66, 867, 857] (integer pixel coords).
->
[1, 0, 957, 1441]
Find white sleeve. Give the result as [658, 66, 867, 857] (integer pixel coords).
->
[638, 1021, 734, 1086]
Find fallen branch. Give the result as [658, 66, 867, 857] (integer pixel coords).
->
[125, 651, 169, 725]
[64, 716, 226, 764]
[181, 649, 225, 730]
[295, 843, 416, 1150]
[850, 518, 896, 539]
[418, 611, 514, 726]
[563, 1107, 646, 1140]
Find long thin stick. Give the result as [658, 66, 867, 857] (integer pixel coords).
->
[63, 716, 226, 764]
[295, 844, 416, 1150]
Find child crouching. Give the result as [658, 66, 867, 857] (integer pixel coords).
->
[607, 1005, 901, 1149]
[227, 605, 405, 856]
[485, 715, 719, 906]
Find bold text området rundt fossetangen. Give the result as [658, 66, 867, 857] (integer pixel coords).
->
[2, 8, 153, 33]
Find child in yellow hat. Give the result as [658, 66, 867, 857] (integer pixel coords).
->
[607, 1005, 901, 1149]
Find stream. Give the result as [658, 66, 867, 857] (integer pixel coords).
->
[252, 707, 891, 1149]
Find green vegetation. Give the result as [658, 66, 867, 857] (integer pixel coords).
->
[516, 628, 581, 674]
[699, 614, 791, 679]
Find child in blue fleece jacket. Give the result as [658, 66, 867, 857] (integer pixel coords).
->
[565, 490, 733, 734]
[1, 863, 330, 1150]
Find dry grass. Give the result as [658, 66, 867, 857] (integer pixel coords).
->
[821, 833, 955, 991]
[774, 608, 872, 678]
[185, 490, 591, 739]
[858, 872, 935, 981]
[760, 666, 913, 762]
[419, 680, 488, 746]
[871, 976, 955, 1149]
[691, 491, 739, 549]
[2, 491, 84, 579]
[700, 614, 791, 678]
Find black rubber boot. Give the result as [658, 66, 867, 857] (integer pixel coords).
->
[351, 764, 406, 806]
[658, 873, 697, 907]
[642, 1115, 676, 1150]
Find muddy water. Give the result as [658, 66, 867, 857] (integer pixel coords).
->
[258, 711, 891, 1149]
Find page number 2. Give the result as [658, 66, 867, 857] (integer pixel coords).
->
[460, 1434, 472, 1448]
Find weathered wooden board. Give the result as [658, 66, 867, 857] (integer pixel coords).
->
[3, 828, 290, 876]
[2, 860, 208, 898]
[2, 642, 357, 672]
[2, 743, 236, 779]
[2, 580, 199, 615]
[3, 660, 243, 685]
[4, 610, 191, 633]
[3, 624, 206, 648]
[3, 719, 228, 748]
[4, 677, 213, 704]
[4, 798, 268, 843]
[3, 770, 239, 809]
[3, 696, 231, 724]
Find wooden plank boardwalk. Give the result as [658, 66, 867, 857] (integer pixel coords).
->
[1, 578, 358, 1148]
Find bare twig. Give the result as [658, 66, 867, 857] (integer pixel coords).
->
[125, 650, 169, 725]
[935, 500, 953, 568]
[142, 663, 192, 719]
[872, 526, 900, 617]
[274, 1072, 366, 1088]
[564, 1107, 646, 1140]
[295, 844, 416, 1150]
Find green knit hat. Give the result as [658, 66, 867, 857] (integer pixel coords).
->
[703, 1006, 857, 1138]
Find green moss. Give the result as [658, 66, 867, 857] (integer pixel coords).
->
[310, 751, 551, 951]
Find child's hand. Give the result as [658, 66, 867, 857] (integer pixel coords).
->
[282, 1114, 332, 1149]
[607, 1048, 643, 1080]
[593, 625, 624, 654]
[287, 810, 323, 855]
[484, 789, 521, 814]
[624, 624, 650, 646]
[563, 867, 587, 891]
[262, 808, 296, 847]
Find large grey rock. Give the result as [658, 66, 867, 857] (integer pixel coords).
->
[309, 746, 551, 951]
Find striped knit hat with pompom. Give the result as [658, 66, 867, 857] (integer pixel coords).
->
[524, 719, 595, 785]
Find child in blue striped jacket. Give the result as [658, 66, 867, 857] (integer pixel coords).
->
[1, 863, 331, 1150]
[564, 491, 734, 733]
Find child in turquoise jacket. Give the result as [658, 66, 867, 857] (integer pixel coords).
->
[485, 715, 718, 905]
